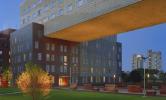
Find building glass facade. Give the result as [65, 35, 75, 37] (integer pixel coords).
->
[79, 36, 122, 84]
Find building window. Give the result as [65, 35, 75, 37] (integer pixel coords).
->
[49, 13, 55, 20]
[9, 59, 11, 63]
[0, 50, 2, 55]
[64, 66, 67, 73]
[91, 67, 93, 73]
[72, 57, 75, 63]
[90, 76, 93, 83]
[57, 8, 64, 16]
[66, 4, 73, 12]
[57, 0, 64, 4]
[60, 66, 63, 73]
[38, 53, 42, 61]
[60, 45, 63, 52]
[64, 46, 67, 52]
[64, 56, 67, 62]
[29, 52, 32, 60]
[43, 17, 49, 23]
[51, 44, 55, 51]
[35, 41, 39, 49]
[46, 65, 50, 72]
[77, 0, 86, 7]
[51, 55, 55, 61]
[75, 57, 78, 63]
[60, 56, 63, 62]
[46, 43, 50, 51]
[46, 54, 50, 61]
[51, 65, 55, 72]
[23, 54, 26, 61]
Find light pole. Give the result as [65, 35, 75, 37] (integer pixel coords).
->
[142, 57, 150, 97]
[147, 73, 150, 84]
[113, 74, 116, 85]
[143, 64, 146, 97]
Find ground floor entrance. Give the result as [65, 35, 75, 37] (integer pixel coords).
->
[58, 76, 69, 87]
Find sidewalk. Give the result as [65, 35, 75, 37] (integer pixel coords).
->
[0, 92, 21, 96]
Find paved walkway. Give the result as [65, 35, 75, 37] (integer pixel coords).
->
[0, 92, 21, 96]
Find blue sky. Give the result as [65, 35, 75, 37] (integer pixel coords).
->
[0, 0, 165, 71]
[0, 0, 20, 30]
[118, 24, 166, 71]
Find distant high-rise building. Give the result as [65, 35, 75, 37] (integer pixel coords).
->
[132, 54, 144, 70]
[147, 50, 162, 70]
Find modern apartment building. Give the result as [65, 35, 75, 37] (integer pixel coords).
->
[10, 23, 79, 86]
[79, 36, 122, 84]
[10, 0, 123, 86]
[132, 54, 144, 70]
[0, 29, 15, 73]
[147, 50, 162, 70]
[10, 22, 122, 86]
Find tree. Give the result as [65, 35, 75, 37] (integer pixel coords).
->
[121, 71, 129, 83]
[129, 70, 142, 83]
[2, 67, 12, 87]
[17, 63, 52, 100]
[159, 72, 166, 83]
[2, 68, 12, 81]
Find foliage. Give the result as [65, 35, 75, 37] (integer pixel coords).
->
[17, 62, 52, 100]
[129, 70, 142, 83]
[121, 71, 129, 83]
[2, 67, 12, 81]
[159, 71, 166, 83]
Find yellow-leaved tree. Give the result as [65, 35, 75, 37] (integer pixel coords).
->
[17, 62, 52, 100]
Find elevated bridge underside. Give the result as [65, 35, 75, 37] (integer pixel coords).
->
[47, 0, 166, 42]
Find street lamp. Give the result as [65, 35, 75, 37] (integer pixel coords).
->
[147, 73, 150, 84]
[113, 74, 116, 84]
[142, 57, 150, 97]
[147, 74, 150, 78]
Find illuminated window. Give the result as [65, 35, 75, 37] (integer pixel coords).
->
[35, 41, 39, 49]
[103, 76, 106, 83]
[38, 53, 42, 61]
[91, 67, 93, 73]
[90, 76, 93, 83]
[64, 56, 67, 62]
[0, 50, 2, 55]
[46, 54, 50, 61]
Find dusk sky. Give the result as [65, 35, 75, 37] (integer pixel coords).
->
[0, 0, 165, 71]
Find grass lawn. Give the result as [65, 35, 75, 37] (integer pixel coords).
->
[0, 89, 166, 100]
[0, 88, 20, 94]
